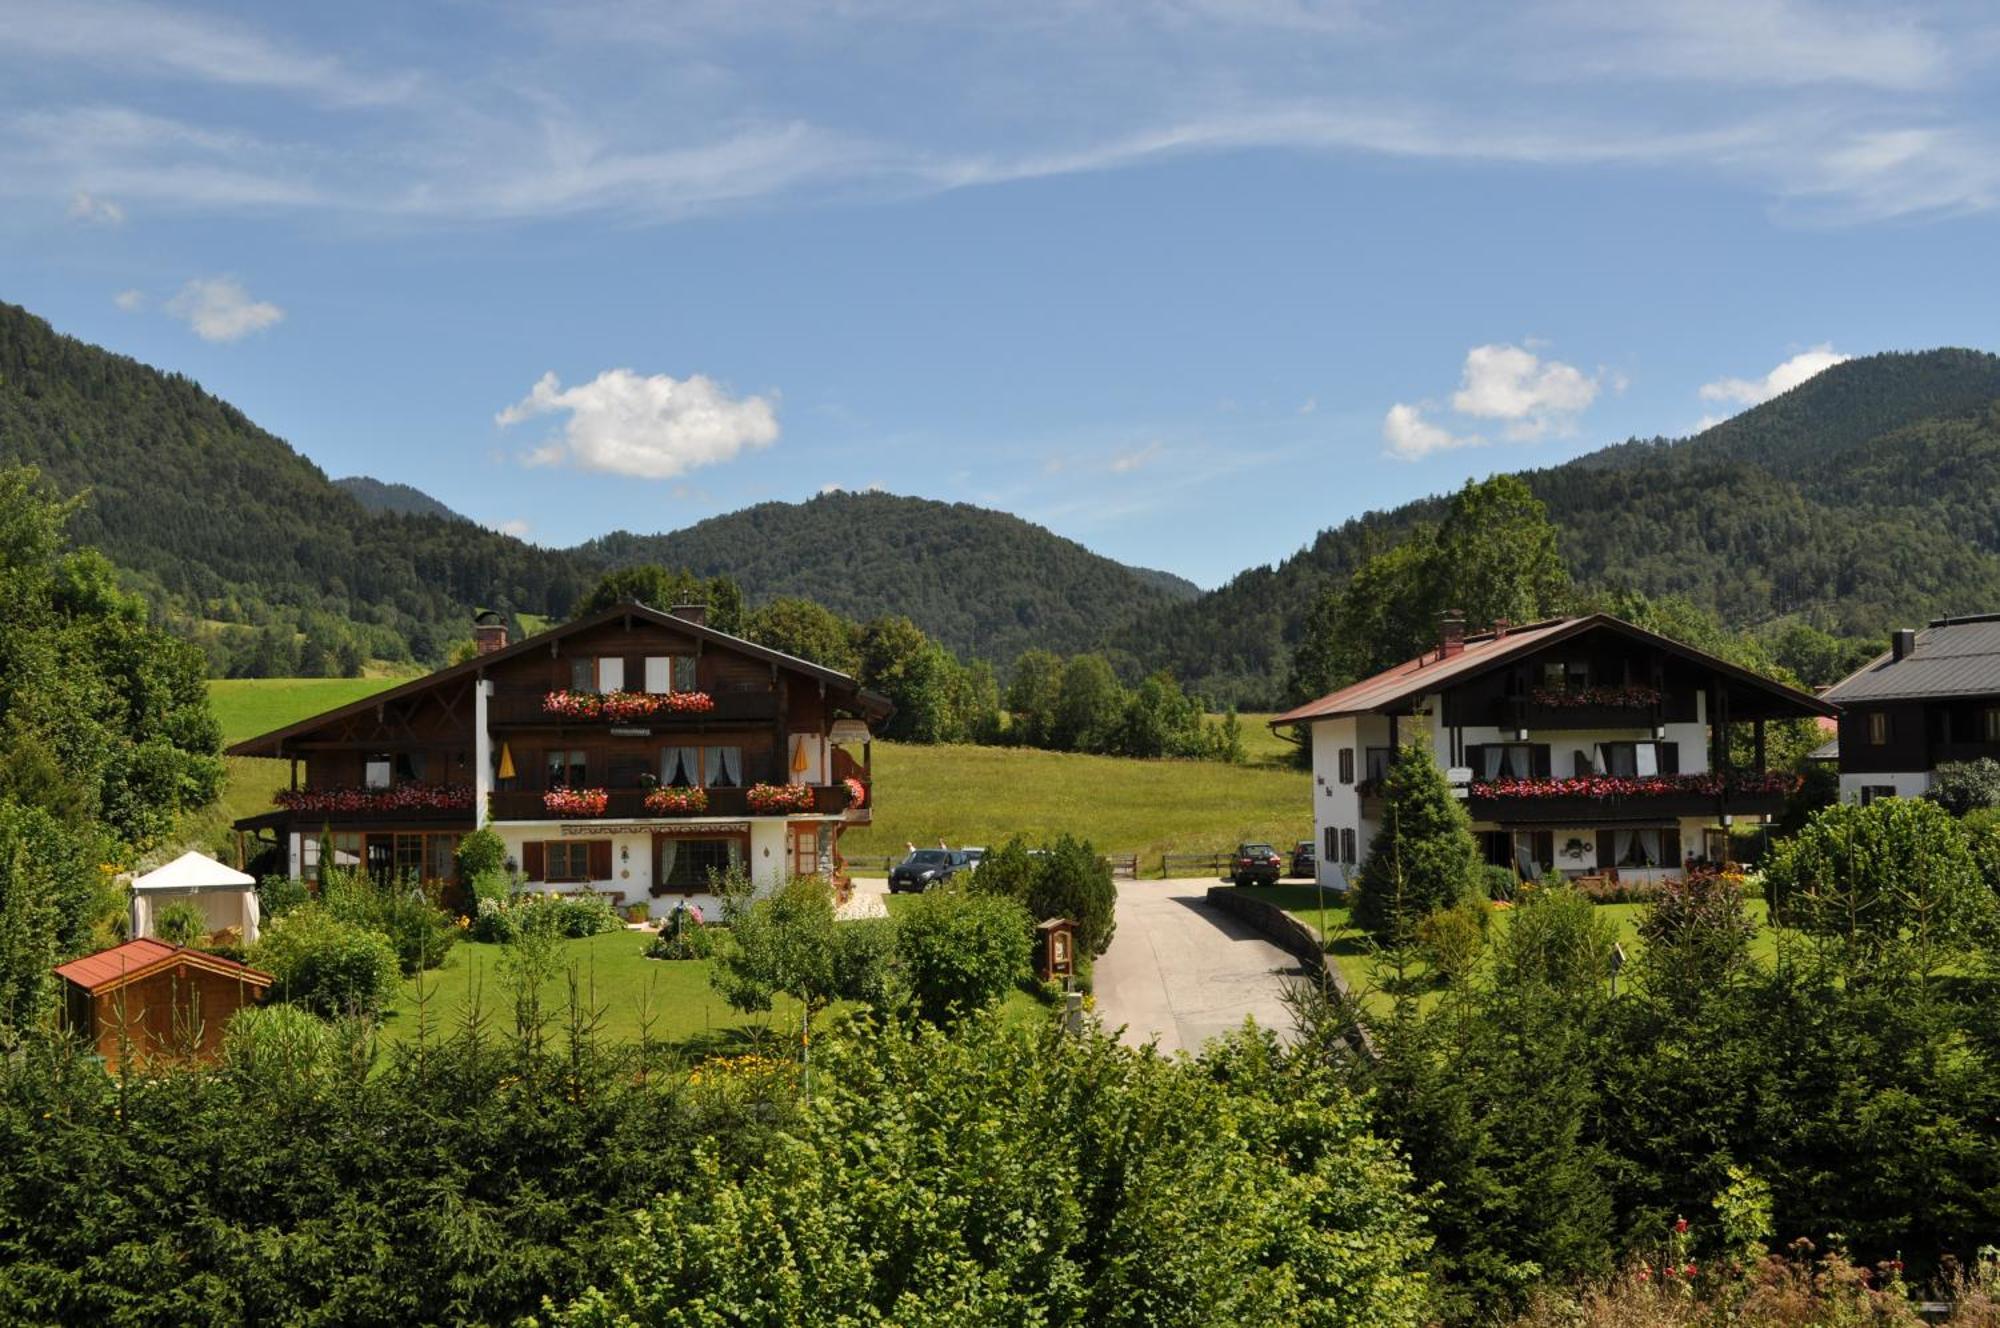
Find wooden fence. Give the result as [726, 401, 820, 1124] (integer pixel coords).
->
[1160, 851, 1234, 879]
[1103, 853, 1139, 879]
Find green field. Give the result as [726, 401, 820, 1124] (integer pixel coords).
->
[1237, 884, 1780, 1012]
[840, 741, 1310, 868]
[199, 680, 1314, 872]
[209, 677, 403, 745]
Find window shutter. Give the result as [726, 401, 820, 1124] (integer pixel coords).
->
[589, 840, 612, 880]
[523, 841, 545, 882]
[1661, 831, 1683, 868]
[1659, 741, 1680, 774]
[1532, 745, 1552, 778]
[1595, 830, 1616, 869]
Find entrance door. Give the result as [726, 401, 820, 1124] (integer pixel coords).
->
[790, 824, 822, 879]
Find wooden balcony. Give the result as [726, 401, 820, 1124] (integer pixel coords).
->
[1460, 773, 1798, 825]
[486, 686, 780, 729]
[486, 782, 860, 823]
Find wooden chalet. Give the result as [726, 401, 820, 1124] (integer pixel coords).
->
[1824, 614, 2000, 805]
[229, 601, 892, 914]
[1272, 613, 1834, 887]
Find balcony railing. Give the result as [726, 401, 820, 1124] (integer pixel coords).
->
[487, 782, 858, 822]
[270, 783, 475, 824]
[487, 686, 779, 728]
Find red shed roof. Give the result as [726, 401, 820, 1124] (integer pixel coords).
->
[55, 940, 272, 995]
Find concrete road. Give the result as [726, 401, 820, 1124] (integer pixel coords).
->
[1092, 878, 1305, 1055]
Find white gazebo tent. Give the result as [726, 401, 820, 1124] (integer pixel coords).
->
[130, 851, 261, 947]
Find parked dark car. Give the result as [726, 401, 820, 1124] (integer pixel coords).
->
[1229, 842, 1283, 887]
[890, 848, 961, 893]
[1289, 840, 1316, 879]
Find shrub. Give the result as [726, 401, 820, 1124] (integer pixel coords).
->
[1483, 864, 1518, 902]
[222, 1003, 354, 1099]
[1492, 883, 1617, 995]
[894, 891, 1032, 1026]
[1025, 834, 1117, 957]
[251, 905, 400, 1017]
[455, 826, 507, 880]
[320, 869, 457, 974]
[646, 904, 718, 960]
[1927, 757, 2000, 817]
[257, 874, 311, 919]
[153, 900, 210, 947]
[712, 875, 897, 1017]
[474, 889, 624, 945]
[1415, 900, 1488, 985]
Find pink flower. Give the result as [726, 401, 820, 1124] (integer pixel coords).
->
[1674, 1217, 1689, 1235]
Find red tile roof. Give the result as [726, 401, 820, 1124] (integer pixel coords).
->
[54, 939, 271, 994]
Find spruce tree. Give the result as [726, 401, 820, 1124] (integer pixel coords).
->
[1352, 740, 1482, 941]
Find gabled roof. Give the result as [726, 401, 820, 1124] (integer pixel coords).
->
[1823, 615, 2000, 704]
[1271, 613, 1833, 725]
[228, 600, 894, 757]
[55, 940, 272, 995]
[131, 851, 255, 892]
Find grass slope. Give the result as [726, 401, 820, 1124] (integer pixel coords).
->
[209, 677, 403, 745]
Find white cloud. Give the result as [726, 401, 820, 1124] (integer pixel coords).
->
[1382, 403, 1482, 461]
[162, 276, 283, 341]
[1109, 442, 1163, 473]
[491, 517, 532, 538]
[1298, 396, 1318, 415]
[1450, 343, 1601, 440]
[1560, 0, 1948, 93]
[497, 369, 779, 480]
[112, 288, 145, 311]
[67, 190, 123, 223]
[1699, 344, 1850, 408]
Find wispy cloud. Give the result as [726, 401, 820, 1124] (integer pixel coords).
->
[67, 189, 123, 224]
[1382, 402, 1482, 460]
[1699, 344, 1850, 409]
[163, 276, 284, 342]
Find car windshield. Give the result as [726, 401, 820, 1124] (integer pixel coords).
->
[1241, 844, 1275, 855]
[905, 850, 951, 866]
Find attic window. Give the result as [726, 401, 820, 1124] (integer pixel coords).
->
[1868, 712, 1890, 746]
[364, 754, 392, 789]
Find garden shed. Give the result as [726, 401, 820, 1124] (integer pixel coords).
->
[55, 939, 272, 1068]
[131, 851, 261, 947]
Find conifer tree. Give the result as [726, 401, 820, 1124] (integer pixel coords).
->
[1352, 740, 1482, 941]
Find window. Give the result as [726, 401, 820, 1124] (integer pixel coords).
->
[674, 655, 698, 692]
[1364, 747, 1393, 782]
[597, 656, 625, 692]
[643, 654, 697, 694]
[1614, 830, 1665, 869]
[1539, 660, 1588, 690]
[427, 834, 458, 884]
[702, 745, 744, 787]
[1341, 828, 1356, 865]
[1477, 743, 1537, 779]
[393, 833, 425, 880]
[1868, 711, 1891, 745]
[569, 657, 596, 693]
[393, 751, 426, 783]
[658, 836, 744, 893]
[1337, 748, 1354, 784]
[1983, 708, 2000, 743]
[1594, 741, 1666, 777]
[546, 749, 588, 788]
[544, 841, 592, 882]
[364, 753, 393, 789]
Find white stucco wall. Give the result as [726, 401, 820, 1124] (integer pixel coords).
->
[495, 818, 802, 919]
[1838, 770, 1932, 804]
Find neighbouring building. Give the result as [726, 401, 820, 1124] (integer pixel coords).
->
[1271, 613, 1833, 888]
[228, 601, 892, 916]
[56, 939, 273, 1068]
[1822, 614, 2000, 805]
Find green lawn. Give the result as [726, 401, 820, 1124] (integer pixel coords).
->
[381, 930, 812, 1054]
[209, 677, 404, 745]
[842, 741, 1310, 870]
[1237, 884, 1779, 1013]
[1228, 713, 1306, 769]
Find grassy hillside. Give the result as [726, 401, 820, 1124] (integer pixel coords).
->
[209, 677, 403, 745]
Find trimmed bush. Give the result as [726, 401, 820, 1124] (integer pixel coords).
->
[251, 905, 400, 1017]
[256, 874, 311, 919]
[473, 889, 623, 944]
[320, 870, 457, 974]
[455, 826, 508, 881]
[894, 890, 1032, 1026]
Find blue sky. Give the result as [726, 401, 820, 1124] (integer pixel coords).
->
[4, 1, 1997, 587]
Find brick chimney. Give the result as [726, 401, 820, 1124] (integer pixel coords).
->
[1438, 610, 1466, 658]
[1891, 628, 1916, 661]
[669, 602, 709, 627]
[472, 610, 508, 656]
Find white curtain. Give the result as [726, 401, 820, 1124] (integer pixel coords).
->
[1635, 742, 1659, 777]
[705, 746, 742, 787]
[662, 747, 699, 786]
[1615, 830, 1636, 867]
[1484, 747, 1504, 778]
[658, 839, 679, 889]
[1513, 833, 1538, 879]
[644, 656, 670, 694]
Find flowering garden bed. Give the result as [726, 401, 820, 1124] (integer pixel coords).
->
[542, 689, 716, 721]
[275, 783, 473, 815]
[745, 782, 815, 814]
[543, 786, 610, 817]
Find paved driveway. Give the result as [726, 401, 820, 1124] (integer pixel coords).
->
[1091, 878, 1304, 1055]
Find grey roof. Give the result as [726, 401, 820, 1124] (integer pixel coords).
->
[1824, 616, 2000, 704]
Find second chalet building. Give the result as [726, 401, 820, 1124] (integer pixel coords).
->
[228, 602, 891, 914]
[1272, 613, 1832, 887]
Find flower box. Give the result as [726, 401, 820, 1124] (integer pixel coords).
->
[1469, 772, 1801, 801]
[643, 786, 709, 816]
[841, 777, 867, 809]
[543, 689, 717, 721]
[543, 787, 610, 817]
[1527, 684, 1662, 710]
[274, 783, 473, 815]
[745, 782, 815, 814]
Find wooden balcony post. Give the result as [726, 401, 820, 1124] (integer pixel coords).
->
[1753, 718, 1766, 773]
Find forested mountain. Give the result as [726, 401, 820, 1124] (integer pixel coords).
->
[335, 475, 463, 522]
[0, 303, 1195, 672]
[578, 492, 1199, 663]
[1111, 349, 2000, 706]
